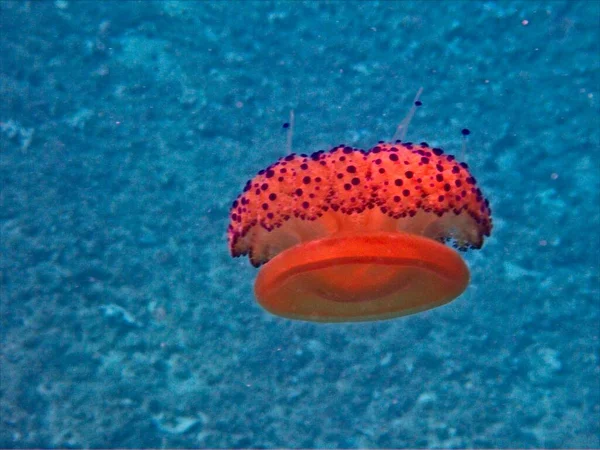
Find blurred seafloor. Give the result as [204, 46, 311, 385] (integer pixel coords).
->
[1, 1, 599, 447]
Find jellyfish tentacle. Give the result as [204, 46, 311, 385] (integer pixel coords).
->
[286, 109, 295, 155]
[460, 128, 470, 162]
[392, 87, 423, 142]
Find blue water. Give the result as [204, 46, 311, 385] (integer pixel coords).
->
[1, 1, 598, 447]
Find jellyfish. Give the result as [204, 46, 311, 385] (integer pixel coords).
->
[227, 107, 492, 322]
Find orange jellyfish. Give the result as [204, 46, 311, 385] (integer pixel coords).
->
[227, 109, 492, 323]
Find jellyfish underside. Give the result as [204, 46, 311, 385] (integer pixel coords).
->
[252, 209, 472, 322]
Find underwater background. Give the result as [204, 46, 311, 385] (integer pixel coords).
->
[1, 0, 599, 447]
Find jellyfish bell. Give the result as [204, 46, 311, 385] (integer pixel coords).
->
[253, 232, 470, 322]
[227, 94, 492, 322]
